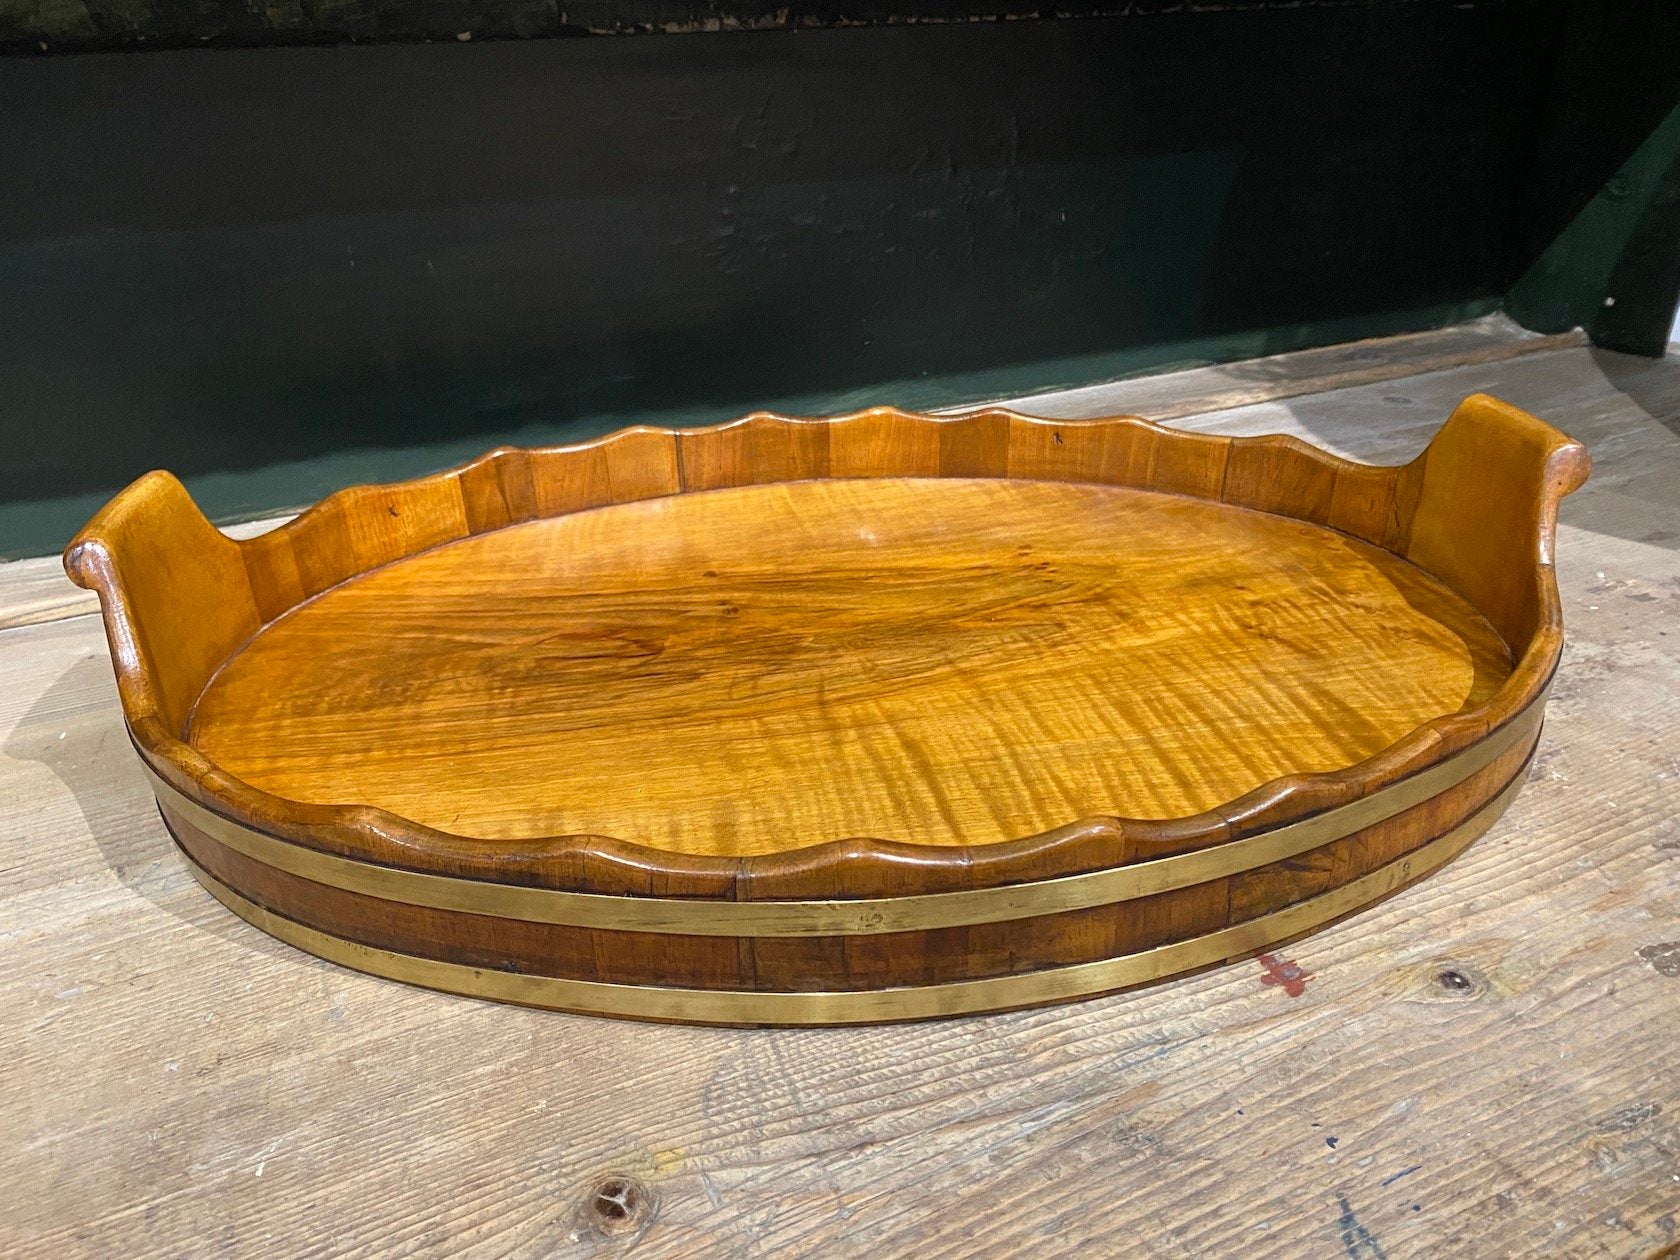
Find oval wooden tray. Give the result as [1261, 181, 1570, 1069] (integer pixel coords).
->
[67, 394, 1588, 1025]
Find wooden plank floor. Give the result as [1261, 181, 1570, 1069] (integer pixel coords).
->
[4, 331, 1679, 1258]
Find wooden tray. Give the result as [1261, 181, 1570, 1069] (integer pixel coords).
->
[67, 394, 1589, 1025]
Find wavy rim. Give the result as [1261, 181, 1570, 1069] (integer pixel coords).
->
[148, 695, 1545, 933]
[67, 402, 1588, 893]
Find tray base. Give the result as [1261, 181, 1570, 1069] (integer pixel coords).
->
[188, 476, 1511, 856]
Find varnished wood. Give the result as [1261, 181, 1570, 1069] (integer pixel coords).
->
[63, 395, 1589, 1021]
[142, 699, 1541, 939]
[187, 477, 1511, 855]
[155, 711, 1539, 1004]
[176, 763, 1532, 1025]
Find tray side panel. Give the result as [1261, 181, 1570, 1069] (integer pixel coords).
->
[1400, 392, 1591, 652]
[157, 705, 1537, 1004]
[65, 472, 262, 736]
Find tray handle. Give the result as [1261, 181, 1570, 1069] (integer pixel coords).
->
[64, 471, 263, 739]
[1399, 392, 1590, 654]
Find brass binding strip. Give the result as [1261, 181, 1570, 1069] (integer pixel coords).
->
[183, 762, 1530, 1025]
[147, 692, 1542, 939]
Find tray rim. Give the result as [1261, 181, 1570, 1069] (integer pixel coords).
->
[143, 689, 1545, 935]
[66, 396, 1590, 898]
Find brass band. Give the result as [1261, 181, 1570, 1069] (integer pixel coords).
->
[182, 762, 1529, 1025]
[146, 692, 1541, 939]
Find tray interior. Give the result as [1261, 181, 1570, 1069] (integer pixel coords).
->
[185, 476, 1512, 856]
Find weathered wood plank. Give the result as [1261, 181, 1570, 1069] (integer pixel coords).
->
[2, 343, 1677, 1257]
[984, 313, 1586, 426]
[0, 554, 98, 631]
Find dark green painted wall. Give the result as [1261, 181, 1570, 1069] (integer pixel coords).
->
[0, 1, 1668, 556]
[1506, 1, 1680, 357]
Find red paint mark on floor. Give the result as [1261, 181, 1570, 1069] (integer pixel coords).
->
[1258, 952, 1312, 997]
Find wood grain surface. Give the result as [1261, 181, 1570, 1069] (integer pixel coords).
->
[56, 392, 1585, 1017]
[188, 477, 1510, 855]
[4, 343, 1675, 1251]
[63, 397, 1585, 883]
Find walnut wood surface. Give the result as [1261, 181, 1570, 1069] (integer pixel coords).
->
[61, 393, 1589, 1020]
[187, 477, 1511, 857]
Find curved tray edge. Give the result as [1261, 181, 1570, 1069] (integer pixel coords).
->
[144, 686, 1545, 936]
[66, 396, 1589, 895]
